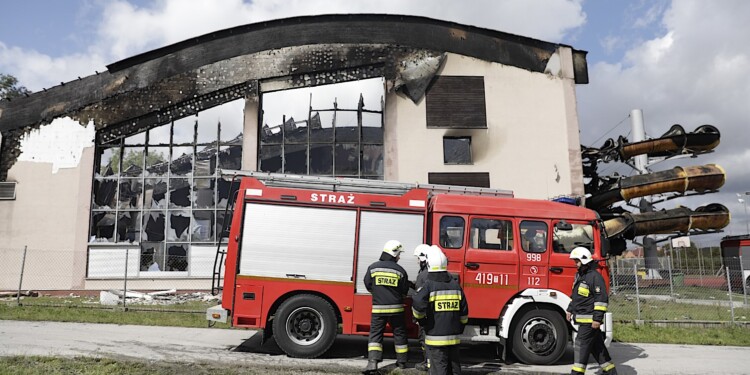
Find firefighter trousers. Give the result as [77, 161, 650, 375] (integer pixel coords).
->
[426, 344, 460, 375]
[418, 325, 430, 366]
[572, 324, 616, 375]
[367, 313, 408, 363]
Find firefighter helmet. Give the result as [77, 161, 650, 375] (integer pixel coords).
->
[569, 246, 593, 264]
[413, 244, 430, 262]
[383, 240, 404, 257]
[426, 245, 448, 272]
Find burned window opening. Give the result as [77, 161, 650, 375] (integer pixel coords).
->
[259, 77, 384, 179]
[443, 137, 472, 165]
[426, 76, 487, 129]
[89, 99, 244, 275]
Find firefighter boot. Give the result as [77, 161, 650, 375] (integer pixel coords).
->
[362, 360, 378, 374]
[603, 368, 618, 375]
[414, 361, 429, 371]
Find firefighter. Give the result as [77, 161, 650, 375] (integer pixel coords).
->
[363, 240, 410, 373]
[412, 246, 468, 375]
[413, 244, 432, 372]
[566, 247, 617, 375]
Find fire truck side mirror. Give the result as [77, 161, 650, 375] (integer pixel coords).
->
[555, 220, 573, 231]
[607, 238, 627, 257]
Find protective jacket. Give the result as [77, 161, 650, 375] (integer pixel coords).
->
[411, 272, 469, 346]
[566, 265, 608, 324]
[364, 255, 409, 314]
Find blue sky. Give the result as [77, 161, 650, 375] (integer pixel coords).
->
[1, 0, 749, 243]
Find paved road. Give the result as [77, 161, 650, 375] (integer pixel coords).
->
[1, 320, 748, 374]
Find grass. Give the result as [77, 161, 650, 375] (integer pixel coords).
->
[3, 293, 750, 348]
[614, 323, 750, 346]
[0, 301, 227, 328]
[0, 356, 359, 375]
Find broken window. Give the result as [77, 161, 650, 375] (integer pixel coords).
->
[259, 77, 384, 178]
[443, 137, 472, 164]
[428, 172, 490, 188]
[90, 100, 243, 275]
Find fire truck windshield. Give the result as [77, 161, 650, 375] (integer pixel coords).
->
[552, 223, 594, 254]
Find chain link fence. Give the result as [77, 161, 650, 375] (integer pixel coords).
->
[0, 246, 223, 313]
[609, 253, 750, 325]
[4, 245, 750, 325]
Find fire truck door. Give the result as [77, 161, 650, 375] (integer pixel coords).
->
[518, 220, 550, 289]
[461, 216, 520, 319]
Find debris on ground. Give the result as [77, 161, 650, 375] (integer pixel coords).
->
[97, 290, 220, 306]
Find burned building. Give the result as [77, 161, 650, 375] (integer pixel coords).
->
[0, 14, 589, 290]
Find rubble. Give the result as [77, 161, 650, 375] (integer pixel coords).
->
[97, 290, 219, 306]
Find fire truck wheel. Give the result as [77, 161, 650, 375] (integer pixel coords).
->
[510, 307, 568, 365]
[273, 294, 337, 358]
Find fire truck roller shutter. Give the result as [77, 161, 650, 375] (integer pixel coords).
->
[239, 203, 357, 282]
[356, 211, 425, 294]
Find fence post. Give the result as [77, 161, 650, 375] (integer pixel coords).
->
[122, 248, 129, 311]
[634, 263, 641, 321]
[726, 266, 735, 324]
[698, 248, 704, 287]
[16, 246, 28, 307]
[667, 253, 674, 298]
[741, 255, 748, 306]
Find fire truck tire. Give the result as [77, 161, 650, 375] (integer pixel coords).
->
[273, 294, 337, 358]
[510, 307, 568, 365]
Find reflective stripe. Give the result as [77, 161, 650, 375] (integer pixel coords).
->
[429, 290, 462, 301]
[603, 363, 615, 371]
[371, 268, 403, 278]
[594, 305, 608, 311]
[460, 315, 468, 324]
[395, 344, 409, 353]
[412, 307, 425, 319]
[371, 271, 401, 278]
[572, 364, 586, 373]
[368, 343, 383, 351]
[595, 302, 608, 307]
[425, 335, 460, 346]
[372, 307, 404, 313]
[575, 317, 593, 323]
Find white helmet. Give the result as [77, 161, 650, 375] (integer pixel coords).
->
[426, 245, 448, 272]
[383, 240, 404, 257]
[413, 244, 430, 262]
[569, 246, 593, 264]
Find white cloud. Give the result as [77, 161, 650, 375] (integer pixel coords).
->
[578, 0, 750, 237]
[1, 0, 586, 91]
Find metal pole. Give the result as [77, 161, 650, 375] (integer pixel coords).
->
[667, 253, 674, 297]
[698, 247, 704, 286]
[745, 199, 750, 234]
[711, 247, 715, 275]
[726, 266, 735, 324]
[16, 246, 28, 306]
[741, 255, 748, 306]
[123, 249, 129, 311]
[634, 264, 641, 321]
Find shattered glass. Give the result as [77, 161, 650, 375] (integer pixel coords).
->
[167, 210, 191, 241]
[193, 178, 215, 209]
[121, 147, 144, 177]
[169, 178, 191, 209]
[93, 178, 118, 209]
[166, 243, 189, 271]
[194, 145, 216, 176]
[90, 211, 115, 242]
[192, 210, 215, 242]
[118, 179, 143, 209]
[170, 146, 193, 176]
[117, 211, 141, 243]
[146, 147, 169, 177]
[144, 178, 168, 209]
[96, 147, 120, 177]
[142, 211, 166, 242]
[217, 178, 239, 209]
[218, 145, 242, 171]
[140, 242, 164, 271]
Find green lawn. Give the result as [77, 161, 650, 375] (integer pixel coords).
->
[0, 356, 359, 375]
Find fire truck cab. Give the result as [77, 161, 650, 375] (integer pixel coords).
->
[208, 172, 613, 365]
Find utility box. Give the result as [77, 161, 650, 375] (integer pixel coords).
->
[720, 235, 750, 290]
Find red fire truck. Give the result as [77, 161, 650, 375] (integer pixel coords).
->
[207, 171, 613, 365]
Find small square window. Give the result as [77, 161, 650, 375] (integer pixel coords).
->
[443, 137, 472, 164]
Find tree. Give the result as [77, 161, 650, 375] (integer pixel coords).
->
[0, 73, 31, 100]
